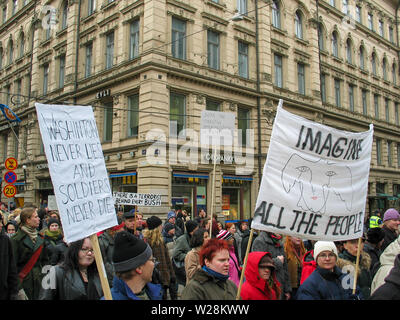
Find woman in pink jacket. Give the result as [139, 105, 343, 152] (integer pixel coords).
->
[216, 230, 240, 287]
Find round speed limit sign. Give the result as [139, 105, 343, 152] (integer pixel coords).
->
[3, 184, 17, 198]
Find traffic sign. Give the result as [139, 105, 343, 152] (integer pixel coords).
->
[3, 184, 17, 198]
[5, 157, 18, 170]
[4, 171, 17, 184]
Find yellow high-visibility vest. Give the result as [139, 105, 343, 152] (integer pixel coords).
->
[369, 216, 382, 228]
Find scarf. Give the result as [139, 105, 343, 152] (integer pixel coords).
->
[202, 266, 229, 281]
[269, 233, 282, 247]
[45, 229, 62, 241]
[21, 225, 38, 244]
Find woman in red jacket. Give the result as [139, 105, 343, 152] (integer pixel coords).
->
[240, 251, 281, 300]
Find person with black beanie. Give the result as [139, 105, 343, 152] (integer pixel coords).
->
[364, 227, 386, 277]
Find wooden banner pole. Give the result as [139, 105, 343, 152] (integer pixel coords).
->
[90, 234, 113, 300]
[236, 228, 255, 300]
[352, 237, 362, 294]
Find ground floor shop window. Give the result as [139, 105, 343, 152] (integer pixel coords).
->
[222, 175, 251, 221]
[110, 171, 137, 212]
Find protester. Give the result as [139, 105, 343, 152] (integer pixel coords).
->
[369, 211, 383, 229]
[123, 209, 143, 239]
[364, 227, 385, 277]
[163, 211, 183, 239]
[39, 237, 103, 300]
[217, 229, 240, 287]
[0, 213, 19, 300]
[371, 235, 400, 294]
[225, 223, 240, 265]
[43, 218, 64, 267]
[194, 208, 207, 225]
[337, 238, 372, 299]
[184, 228, 209, 284]
[108, 231, 162, 300]
[11, 207, 49, 300]
[181, 238, 237, 300]
[241, 219, 257, 262]
[172, 220, 199, 285]
[284, 236, 306, 298]
[300, 249, 316, 285]
[176, 208, 190, 233]
[240, 252, 281, 300]
[49, 236, 69, 266]
[370, 253, 400, 300]
[234, 220, 249, 264]
[143, 216, 177, 300]
[162, 222, 176, 245]
[296, 241, 362, 300]
[251, 231, 291, 299]
[7, 208, 22, 224]
[99, 218, 125, 287]
[5, 220, 18, 237]
[381, 208, 400, 251]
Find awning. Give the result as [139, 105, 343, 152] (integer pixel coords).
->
[173, 172, 209, 179]
[376, 193, 398, 201]
[109, 172, 136, 178]
[222, 175, 253, 181]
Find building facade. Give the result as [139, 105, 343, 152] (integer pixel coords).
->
[0, 0, 399, 221]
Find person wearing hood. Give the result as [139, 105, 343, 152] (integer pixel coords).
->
[371, 235, 400, 294]
[363, 227, 385, 277]
[240, 252, 281, 300]
[300, 249, 316, 285]
[296, 241, 362, 300]
[370, 253, 400, 300]
[381, 208, 400, 251]
[251, 231, 291, 299]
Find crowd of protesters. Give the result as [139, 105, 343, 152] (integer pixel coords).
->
[1, 202, 400, 300]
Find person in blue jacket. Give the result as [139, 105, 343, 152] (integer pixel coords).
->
[295, 240, 363, 300]
[103, 231, 162, 300]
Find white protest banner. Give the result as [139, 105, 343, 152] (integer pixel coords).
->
[35, 103, 117, 243]
[113, 192, 162, 206]
[252, 100, 374, 241]
[200, 110, 235, 146]
[47, 195, 58, 211]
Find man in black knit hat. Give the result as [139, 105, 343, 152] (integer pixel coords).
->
[106, 231, 162, 300]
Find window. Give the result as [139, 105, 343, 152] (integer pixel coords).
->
[348, 84, 354, 112]
[130, 20, 140, 59]
[376, 138, 382, 165]
[387, 141, 392, 166]
[127, 94, 139, 137]
[346, 38, 352, 64]
[15, 79, 21, 104]
[318, 24, 324, 50]
[2, 6, 7, 23]
[397, 144, 400, 167]
[383, 58, 387, 81]
[362, 89, 368, 115]
[0, 48, 3, 69]
[106, 31, 114, 69]
[332, 32, 338, 58]
[238, 107, 250, 146]
[5, 85, 11, 105]
[334, 79, 341, 107]
[12, 0, 17, 15]
[61, 1, 68, 30]
[342, 0, 348, 15]
[206, 99, 220, 111]
[396, 103, 399, 126]
[238, 41, 248, 78]
[103, 102, 113, 142]
[170, 92, 185, 136]
[238, 0, 247, 15]
[329, 0, 335, 7]
[379, 20, 384, 37]
[359, 46, 365, 70]
[320, 74, 326, 103]
[85, 43, 92, 78]
[207, 30, 219, 69]
[59, 54, 65, 88]
[385, 99, 390, 122]
[43, 64, 49, 95]
[372, 53, 377, 76]
[393, 64, 397, 85]
[374, 94, 379, 119]
[272, 0, 281, 29]
[274, 53, 283, 88]
[19, 33, 24, 58]
[294, 11, 303, 39]
[88, 0, 95, 16]
[172, 17, 186, 60]
[8, 41, 13, 65]
[389, 26, 394, 43]
[368, 13, 373, 31]
[356, 6, 361, 23]
[297, 63, 305, 95]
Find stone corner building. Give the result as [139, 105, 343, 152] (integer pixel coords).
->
[0, 0, 399, 222]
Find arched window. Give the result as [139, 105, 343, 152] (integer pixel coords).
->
[332, 31, 338, 57]
[294, 10, 303, 39]
[372, 52, 377, 76]
[318, 24, 324, 50]
[346, 38, 352, 63]
[19, 33, 24, 58]
[359, 46, 365, 70]
[272, 0, 281, 29]
[61, 1, 68, 30]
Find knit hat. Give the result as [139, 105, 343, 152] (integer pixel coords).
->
[167, 211, 176, 220]
[367, 227, 385, 244]
[164, 223, 175, 234]
[313, 241, 338, 260]
[259, 253, 275, 270]
[112, 231, 152, 272]
[185, 220, 198, 234]
[123, 209, 136, 219]
[48, 218, 60, 228]
[383, 208, 400, 222]
[147, 216, 162, 230]
[216, 229, 234, 241]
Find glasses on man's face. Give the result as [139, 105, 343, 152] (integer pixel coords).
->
[148, 257, 159, 266]
[318, 253, 336, 259]
[81, 248, 94, 254]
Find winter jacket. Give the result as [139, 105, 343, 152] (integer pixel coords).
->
[11, 228, 49, 300]
[300, 250, 316, 285]
[39, 265, 103, 300]
[0, 233, 19, 300]
[172, 233, 191, 263]
[98, 231, 116, 287]
[181, 267, 237, 300]
[381, 225, 398, 251]
[370, 253, 400, 300]
[146, 240, 175, 286]
[238, 229, 250, 264]
[228, 246, 240, 287]
[295, 266, 362, 300]
[363, 242, 382, 277]
[240, 252, 280, 300]
[371, 236, 400, 294]
[107, 276, 163, 300]
[49, 241, 68, 266]
[337, 249, 372, 299]
[251, 231, 291, 297]
[185, 247, 201, 285]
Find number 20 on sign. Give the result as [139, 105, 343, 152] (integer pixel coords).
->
[3, 184, 17, 198]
